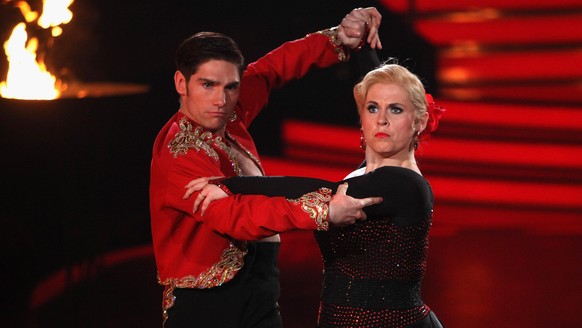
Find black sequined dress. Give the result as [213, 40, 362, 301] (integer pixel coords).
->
[220, 166, 443, 328]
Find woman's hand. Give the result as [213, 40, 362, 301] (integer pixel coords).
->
[184, 176, 227, 215]
[194, 184, 228, 215]
[184, 176, 224, 199]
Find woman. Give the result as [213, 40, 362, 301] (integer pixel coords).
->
[185, 62, 446, 327]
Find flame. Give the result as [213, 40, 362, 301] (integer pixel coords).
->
[1, 0, 74, 100]
[14, 1, 38, 23]
[38, 0, 74, 28]
[0, 23, 60, 99]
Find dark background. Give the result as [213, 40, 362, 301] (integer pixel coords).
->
[0, 1, 435, 327]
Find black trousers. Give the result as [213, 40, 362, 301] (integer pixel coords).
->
[164, 242, 282, 328]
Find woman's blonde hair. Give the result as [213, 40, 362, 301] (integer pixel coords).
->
[353, 63, 428, 127]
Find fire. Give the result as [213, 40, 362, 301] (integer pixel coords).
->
[1, 0, 74, 100]
[38, 0, 74, 29]
[0, 23, 60, 99]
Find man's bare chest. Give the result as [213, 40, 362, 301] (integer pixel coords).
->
[229, 143, 262, 176]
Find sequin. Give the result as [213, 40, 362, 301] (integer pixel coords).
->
[314, 212, 433, 327]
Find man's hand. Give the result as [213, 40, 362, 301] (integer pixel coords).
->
[328, 183, 383, 227]
[338, 7, 383, 50]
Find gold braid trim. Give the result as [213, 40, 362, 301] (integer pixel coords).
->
[168, 117, 217, 160]
[158, 243, 247, 290]
[168, 118, 241, 175]
[161, 284, 175, 326]
[289, 187, 331, 231]
[158, 243, 247, 323]
[226, 131, 263, 175]
[214, 135, 241, 176]
[316, 27, 349, 62]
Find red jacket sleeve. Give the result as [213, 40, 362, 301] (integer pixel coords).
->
[237, 32, 346, 126]
[200, 190, 331, 241]
[151, 115, 330, 241]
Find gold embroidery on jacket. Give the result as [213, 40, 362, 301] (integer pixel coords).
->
[290, 187, 331, 231]
[168, 118, 243, 175]
[316, 27, 349, 62]
[226, 131, 263, 176]
[194, 244, 246, 287]
[161, 284, 175, 326]
[214, 136, 241, 176]
[168, 117, 217, 160]
[158, 243, 247, 289]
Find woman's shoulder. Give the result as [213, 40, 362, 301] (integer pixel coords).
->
[367, 166, 428, 184]
[343, 165, 431, 197]
[343, 166, 434, 225]
[350, 166, 432, 201]
[344, 167, 366, 179]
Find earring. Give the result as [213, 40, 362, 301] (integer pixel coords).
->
[412, 131, 420, 151]
[228, 112, 237, 122]
[360, 130, 366, 151]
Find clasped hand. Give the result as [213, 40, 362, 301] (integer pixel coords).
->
[183, 178, 383, 228]
[338, 7, 383, 50]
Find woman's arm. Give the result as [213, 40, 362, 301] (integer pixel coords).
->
[220, 176, 338, 198]
[189, 167, 433, 227]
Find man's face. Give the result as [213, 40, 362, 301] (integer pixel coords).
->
[175, 60, 240, 134]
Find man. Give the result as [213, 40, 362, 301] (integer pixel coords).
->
[150, 7, 383, 328]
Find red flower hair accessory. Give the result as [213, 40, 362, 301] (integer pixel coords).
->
[420, 93, 446, 139]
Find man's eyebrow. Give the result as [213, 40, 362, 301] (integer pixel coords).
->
[197, 77, 217, 84]
[226, 81, 240, 88]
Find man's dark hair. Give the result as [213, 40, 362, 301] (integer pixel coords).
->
[175, 32, 245, 82]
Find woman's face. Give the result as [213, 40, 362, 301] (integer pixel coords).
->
[360, 83, 418, 159]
